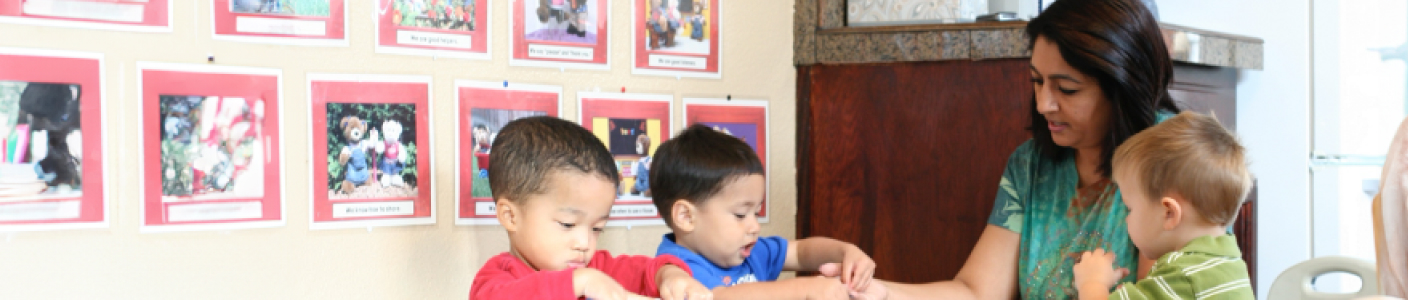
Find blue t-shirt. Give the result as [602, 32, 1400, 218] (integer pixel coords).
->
[656, 234, 788, 289]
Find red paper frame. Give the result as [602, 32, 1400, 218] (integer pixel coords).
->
[309, 79, 432, 223]
[0, 51, 106, 227]
[140, 66, 283, 228]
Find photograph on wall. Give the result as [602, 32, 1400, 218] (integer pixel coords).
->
[0, 48, 108, 231]
[0, 0, 171, 32]
[683, 98, 768, 222]
[578, 92, 672, 226]
[139, 63, 284, 232]
[631, 0, 720, 78]
[376, 0, 490, 59]
[509, 0, 610, 69]
[213, 0, 347, 46]
[454, 81, 560, 225]
[308, 74, 433, 229]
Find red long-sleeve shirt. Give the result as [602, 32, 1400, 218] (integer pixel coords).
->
[470, 251, 691, 299]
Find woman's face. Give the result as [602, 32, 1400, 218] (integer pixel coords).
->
[1030, 36, 1113, 151]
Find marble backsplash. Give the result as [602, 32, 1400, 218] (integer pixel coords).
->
[848, 0, 989, 25]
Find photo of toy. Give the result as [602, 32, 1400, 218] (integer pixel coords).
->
[325, 103, 419, 199]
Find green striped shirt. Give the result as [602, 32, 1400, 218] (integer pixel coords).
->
[1112, 234, 1253, 300]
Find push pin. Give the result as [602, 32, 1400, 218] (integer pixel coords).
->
[503, 80, 508, 88]
[620, 87, 626, 93]
[207, 53, 215, 63]
[727, 94, 732, 101]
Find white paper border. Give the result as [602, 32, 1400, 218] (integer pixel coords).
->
[453, 80, 564, 225]
[682, 98, 770, 224]
[373, 0, 492, 60]
[0, 1, 173, 33]
[306, 73, 436, 230]
[136, 62, 288, 233]
[507, 0, 612, 70]
[0, 47, 111, 232]
[577, 91, 673, 227]
[210, 0, 351, 47]
[629, 0, 723, 79]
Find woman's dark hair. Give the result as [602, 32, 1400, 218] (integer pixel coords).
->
[1026, 0, 1181, 177]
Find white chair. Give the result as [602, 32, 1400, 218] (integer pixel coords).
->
[1270, 256, 1380, 300]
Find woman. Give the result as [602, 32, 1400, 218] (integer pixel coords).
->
[882, 0, 1180, 298]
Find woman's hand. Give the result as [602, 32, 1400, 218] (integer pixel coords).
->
[656, 265, 712, 300]
[1073, 249, 1129, 300]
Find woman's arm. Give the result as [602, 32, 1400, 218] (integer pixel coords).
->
[882, 225, 1021, 300]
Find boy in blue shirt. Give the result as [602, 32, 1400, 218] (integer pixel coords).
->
[652, 124, 886, 299]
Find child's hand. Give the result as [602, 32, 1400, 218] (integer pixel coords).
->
[656, 265, 712, 300]
[573, 268, 654, 300]
[1073, 249, 1129, 293]
[839, 245, 877, 291]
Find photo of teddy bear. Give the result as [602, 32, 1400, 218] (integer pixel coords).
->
[158, 95, 266, 200]
[643, 0, 711, 55]
[0, 81, 85, 200]
[326, 103, 419, 199]
[524, 0, 596, 44]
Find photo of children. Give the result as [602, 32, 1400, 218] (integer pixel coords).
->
[158, 95, 267, 201]
[386, 0, 476, 31]
[0, 0, 170, 31]
[592, 117, 662, 198]
[643, 0, 710, 54]
[0, 81, 84, 200]
[523, 0, 595, 44]
[324, 103, 420, 199]
[466, 108, 545, 198]
[231, 0, 332, 17]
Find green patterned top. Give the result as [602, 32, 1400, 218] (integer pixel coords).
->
[988, 140, 1139, 299]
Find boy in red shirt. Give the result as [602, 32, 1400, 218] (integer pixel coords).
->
[470, 116, 711, 300]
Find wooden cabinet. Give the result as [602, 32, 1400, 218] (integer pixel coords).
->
[796, 61, 1257, 286]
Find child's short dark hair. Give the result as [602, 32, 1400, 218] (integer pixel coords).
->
[488, 116, 619, 203]
[650, 124, 764, 228]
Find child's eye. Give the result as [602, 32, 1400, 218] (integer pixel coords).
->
[733, 213, 746, 219]
[592, 227, 605, 233]
[559, 222, 576, 229]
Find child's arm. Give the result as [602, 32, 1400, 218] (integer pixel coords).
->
[469, 264, 576, 299]
[654, 264, 712, 300]
[785, 237, 876, 290]
[590, 251, 698, 299]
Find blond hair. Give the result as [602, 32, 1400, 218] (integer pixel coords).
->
[1112, 111, 1253, 226]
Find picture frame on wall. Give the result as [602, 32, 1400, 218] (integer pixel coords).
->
[307, 74, 434, 230]
[577, 92, 673, 227]
[682, 97, 769, 223]
[0, 0, 171, 32]
[0, 47, 110, 232]
[509, 0, 611, 70]
[138, 62, 286, 233]
[631, 0, 721, 79]
[375, 0, 491, 59]
[454, 80, 562, 225]
[213, 0, 348, 46]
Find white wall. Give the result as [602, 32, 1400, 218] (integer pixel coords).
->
[1156, 1, 1313, 298]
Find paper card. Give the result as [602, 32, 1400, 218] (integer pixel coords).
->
[578, 92, 673, 226]
[631, 0, 720, 78]
[0, 47, 108, 232]
[212, 0, 347, 46]
[0, 0, 171, 32]
[509, 0, 610, 70]
[682, 98, 769, 223]
[453, 80, 561, 225]
[376, 0, 490, 59]
[138, 62, 285, 232]
[308, 74, 434, 230]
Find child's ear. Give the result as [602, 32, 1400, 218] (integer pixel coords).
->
[496, 199, 522, 232]
[671, 199, 697, 232]
[1160, 196, 1183, 230]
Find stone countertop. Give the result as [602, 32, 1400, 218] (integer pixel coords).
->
[796, 21, 1263, 70]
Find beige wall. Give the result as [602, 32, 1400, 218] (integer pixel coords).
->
[0, 1, 795, 299]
